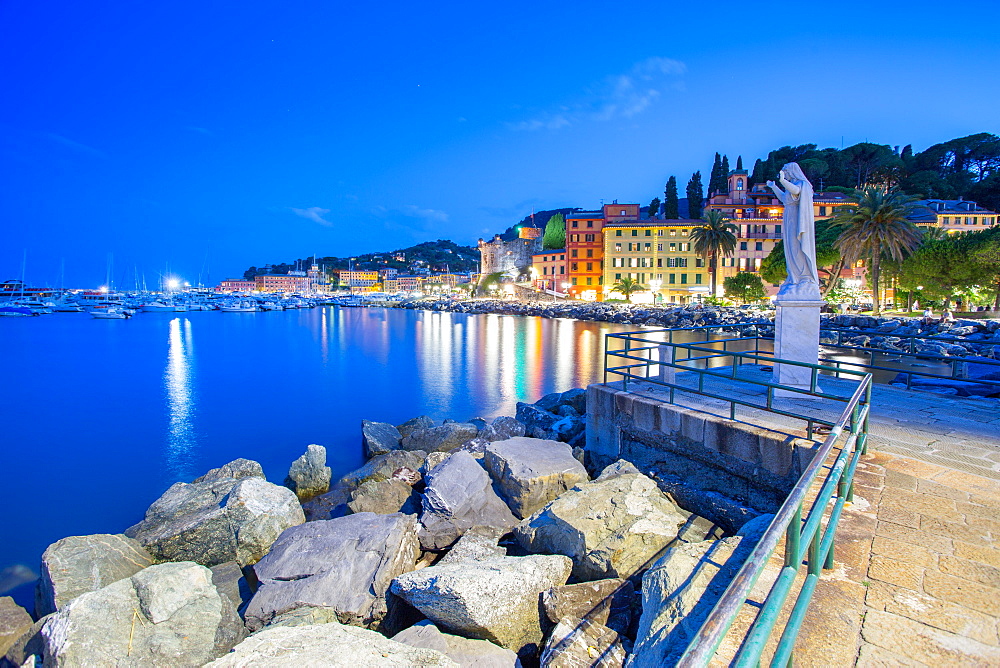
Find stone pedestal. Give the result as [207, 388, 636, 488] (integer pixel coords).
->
[774, 299, 824, 397]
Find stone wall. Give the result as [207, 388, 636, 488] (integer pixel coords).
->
[478, 235, 541, 277]
[586, 384, 818, 526]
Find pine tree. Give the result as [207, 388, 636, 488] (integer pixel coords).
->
[720, 155, 730, 194]
[708, 153, 722, 195]
[664, 177, 679, 219]
[647, 197, 661, 219]
[542, 213, 566, 250]
[686, 171, 704, 219]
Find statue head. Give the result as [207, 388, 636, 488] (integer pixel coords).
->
[780, 162, 808, 182]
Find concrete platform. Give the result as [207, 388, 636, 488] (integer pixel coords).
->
[612, 371, 1000, 666]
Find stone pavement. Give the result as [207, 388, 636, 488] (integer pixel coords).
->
[617, 371, 1000, 665]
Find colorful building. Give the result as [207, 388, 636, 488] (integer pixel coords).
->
[215, 279, 256, 293]
[565, 209, 607, 300]
[531, 249, 567, 292]
[907, 199, 998, 232]
[254, 274, 312, 293]
[602, 220, 708, 304]
[337, 270, 379, 293]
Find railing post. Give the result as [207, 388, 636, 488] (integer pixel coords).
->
[785, 505, 802, 567]
[623, 338, 630, 391]
[658, 343, 675, 385]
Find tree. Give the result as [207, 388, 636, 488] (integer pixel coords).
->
[686, 171, 704, 219]
[719, 155, 730, 194]
[690, 210, 738, 298]
[759, 219, 845, 298]
[663, 177, 679, 219]
[611, 277, 646, 303]
[724, 272, 767, 303]
[751, 158, 766, 186]
[736, 155, 743, 170]
[708, 153, 723, 196]
[542, 213, 566, 250]
[829, 186, 922, 315]
[647, 197, 661, 220]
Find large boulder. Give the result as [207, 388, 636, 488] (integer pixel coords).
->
[194, 458, 265, 483]
[35, 533, 154, 617]
[263, 605, 341, 629]
[514, 472, 687, 581]
[403, 423, 480, 453]
[542, 578, 634, 635]
[0, 597, 32, 658]
[438, 526, 507, 566]
[483, 437, 589, 519]
[392, 620, 518, 667]
[362, 420, 402, 458]
[628, 514, 772, 667]
[3, 613, 49, 667]
[243, 512, 420, 632]
[284, 444, 331, 502]
[515, 403, 561, 439]
[41, 562, 244, 667]
[397, 415, 436, 439]
[301, 450, 427, 522]
[125, 476, 305, 567]
[418, 452, 518, 551]
[347, 478, 421, 515]
[480, 416, 526, 443]
[391, 554, 572, 655]
[205, 622, 458, 667]
[540, 616, 629, 668]
[210, 561, 254, 613]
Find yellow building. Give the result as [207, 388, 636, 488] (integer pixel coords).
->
[907, 199, 998, 233]
[337, 270, 379, 293]
[602, 220, 709, 304]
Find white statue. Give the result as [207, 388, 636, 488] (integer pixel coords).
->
[767, 162, 821, 300]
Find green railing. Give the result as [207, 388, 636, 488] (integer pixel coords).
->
[603, 327, 872, 666]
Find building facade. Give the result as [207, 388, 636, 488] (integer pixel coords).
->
[531, 250, 567, 291]
[602, 220, 708, 304]
[337, 270, 379, 293]
[907, 199, 999, 232]
[255, 274, 312, 293]
[477, 225, 543, 279]
[216, 279, 256, 293]
[565, 209, 607, 300]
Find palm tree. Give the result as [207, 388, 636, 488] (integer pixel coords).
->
[611, 277, 645, 303]
[829, 186, 921, 315]
[690, 210, 738, 298]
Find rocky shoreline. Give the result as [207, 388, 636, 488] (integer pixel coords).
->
[0, 390, 771, 667]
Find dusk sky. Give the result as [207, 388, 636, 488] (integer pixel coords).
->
[3, 0, 998, 287]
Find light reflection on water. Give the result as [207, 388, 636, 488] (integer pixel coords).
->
[165, 317, 197, 480]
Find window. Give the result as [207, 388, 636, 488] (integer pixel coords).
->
[657, 229, 664, 236]
[585, 234, 595, 242]
[678, 258, 688, 267]
[776, 225, 782, 233]
[669, 274, 676, 284]
[571, 263, 578, 271]
[657, 243, 663, 251]
[542, 267, 547, 275]
[737, 178, 744, 189]
[632, 230, 638, 236]
[586, 249, 593, 258]
[587, 221, 593, 228]
[560, 254, 565, 260]
[572, 278, 578, 285]
[739, 258, 747, 270]
[616, 230, 622, 236]
[644, 243, 651, 251]
[586, 277, 592, 285]
[615, 243, 622, 251]
[669, 243, 677, 251]
[740, 242, 748, 250]
[755, 242, 763, 251]
[680, 274, 688, 284]
[819, 206, 827, 216]
[682, 243, 691, 251]
[966, 217, 973, 225]
[586, 262, 593, 271]
[645, 230, 652, 236]
[571, 249, 578, 258]
[669, 229, 677, 236]
[667, 258, 677, 267]
[571, 222, 578, 228]
[657, 258, 663, 267]
[570, 234, 578, 242]
[695, 274, 703, 284]
[941, 216, 950, 224]
[620, 209, 626, 215]
[614, 273, 621, 280]
[560, 266, 565, 274]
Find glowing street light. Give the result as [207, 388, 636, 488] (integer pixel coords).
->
[166, 278, 181, 290]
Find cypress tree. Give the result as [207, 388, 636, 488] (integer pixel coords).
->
[709, 153, 722, 195]
[751, 158, 765, 185]
[686, 171, 704, 219]
[720, 155, 731, 194]
[647, 197, 662, 219]
[664, 176, 679, 219]
[736, 155, 743, 170]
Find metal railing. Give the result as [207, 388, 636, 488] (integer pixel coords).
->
[603, 327, 872, 665]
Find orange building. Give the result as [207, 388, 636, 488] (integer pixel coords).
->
[531, 250, 567, 292]
[255, 274, 312, 293]
[565, 203, 640, 301]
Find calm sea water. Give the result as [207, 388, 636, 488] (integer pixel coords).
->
[0, 306, 642, 604]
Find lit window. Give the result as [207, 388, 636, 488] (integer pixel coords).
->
[615, 243, 622, 251]
[657, 243, 663, 251]
[670, 229, 677, 236]
[620, 209, 626, 215]
[644, 243, 651, 251]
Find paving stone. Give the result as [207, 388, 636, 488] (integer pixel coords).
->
[865, 580, 997, 645]
[922, 570, 1000, 616]
[875, 521, 953, 554]
[877, 505, 920, 529]
[881, 488, 961, 522]
[937, 555, 1000, 588]
[957, 500, 1000, 520]
[869, 555, 924, 590]
[871, 536, 936, 569]
[862, 609, 1000, 666]
[856, 642, 927, 667]
[953, 540, 1000, 568]
[919, 515, 991, 546]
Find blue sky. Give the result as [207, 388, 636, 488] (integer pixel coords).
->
[2, 0, 998, 287]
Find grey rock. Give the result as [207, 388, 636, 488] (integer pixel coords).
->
[263, 605, 341, 628]
[35, 533, 153, 617]
[125, 476, 305, 568]
[3, 614, 50, 667]
[392, 466, 422, 485]
[348, 478, 421, 515]
[391, 554, 573, 654]
[571, 446, 586, 466]
[481, 416, 526, 443]
[362, 420, 402, 459]
[0, 598, 31, 658]
[515, 473, 687, 581]
[559, 388, 587, 414]
[541, 579, 634, 635]
[41, 562, 244, 667]
[534, 392, 564, 412]
[550, 416, 586, 443]
[595, 459, 642, 481]
[540, 616, 628, 668]
[418, 452, 518, 551]
[403, 423, 480, 453]
[627, 516, 771, 668]
[467, 417, 489, 432]
[210, 561, 253, 612]
[299, 480, 353, 522]
[193, 458, 265, 484]
[423, 451, 451, 475]
[515, 403, 561, 438]
[342, 450, 428, 488]
[205, 622, 458, 667]
[244, 512, 420, 631]
[393, 620, 519, 667]
[555, 404, 579, 417]
[284, 444, 332, 502]
[398, 415, 436, 439]
[438, 526, 507, 566]
[483, 438, 589, 519]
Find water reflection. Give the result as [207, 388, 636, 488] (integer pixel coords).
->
[165, 317, 196, 479]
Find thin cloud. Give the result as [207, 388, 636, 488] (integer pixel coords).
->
[291, 206, 333, 226]
[510, 57, 686, 131]
[45, 133, 107, 158]
[185, 126, 214, 136]
[401, 205, 449, 223]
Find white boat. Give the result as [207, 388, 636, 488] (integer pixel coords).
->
[141, 301, 175, 312]
[219, 300, 258, 312]
[0, 305, 37, 317]
[92, 307, 132, 319]
[173, 304, 189, 312]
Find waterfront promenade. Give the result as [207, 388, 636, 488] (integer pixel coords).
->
[623, 373, 1000, 665]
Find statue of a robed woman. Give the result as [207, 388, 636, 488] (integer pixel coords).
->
[767, 162, 821, 301]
